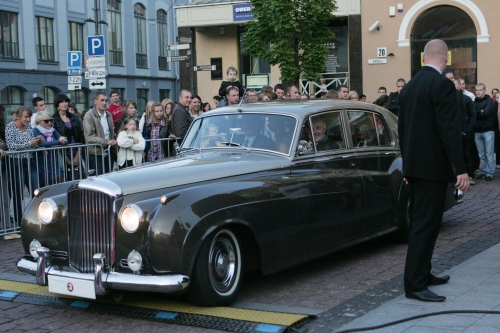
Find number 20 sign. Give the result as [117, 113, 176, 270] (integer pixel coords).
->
[377, 47, 387, 58]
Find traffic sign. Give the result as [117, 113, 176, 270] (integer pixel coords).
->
[85, 68, 106, 79]
[194, 65, 216, 71]
[85, 56, 106, 69]
[68, 76, 82, 84]
[67, 51, 82, 74]
[87, 35, 105, 56]
[177, 36, 192, 44]
[167, 56, 190, 62]
[68, 84, 81, 91]
[89, 79, 106, 90]
[166, 44, 190, 51]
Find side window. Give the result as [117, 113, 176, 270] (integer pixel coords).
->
[348, 111, 378, 148]
[374, 114, 391, 146]
[299, 111, 345, 154]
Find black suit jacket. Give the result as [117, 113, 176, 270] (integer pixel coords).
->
[398, 66, 466, 183]
[387, 92, 400, 115]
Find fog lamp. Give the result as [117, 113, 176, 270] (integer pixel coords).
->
[29, 239, 42, 258]
[127, 250, 142, 273]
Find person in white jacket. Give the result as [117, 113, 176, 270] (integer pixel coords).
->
[116, 117, 145, 169]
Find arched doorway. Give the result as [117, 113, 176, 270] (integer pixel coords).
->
[411, 5, 477, 89]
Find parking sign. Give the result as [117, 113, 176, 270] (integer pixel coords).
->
[87, 35, 105, 56]
[67, 51, 82, 75]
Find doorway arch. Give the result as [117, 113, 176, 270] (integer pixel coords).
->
[410, 5, 477, 85]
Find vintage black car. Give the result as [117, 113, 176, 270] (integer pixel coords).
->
[16, 99, 454, 306]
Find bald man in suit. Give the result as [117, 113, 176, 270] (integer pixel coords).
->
[398, 39, 469, 302]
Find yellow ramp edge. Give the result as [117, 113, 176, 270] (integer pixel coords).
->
[0, 279, 307, 326]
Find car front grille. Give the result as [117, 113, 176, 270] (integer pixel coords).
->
[67, 189, 115, 273]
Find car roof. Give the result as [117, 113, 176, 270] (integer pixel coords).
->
[200, 99, 391, 119]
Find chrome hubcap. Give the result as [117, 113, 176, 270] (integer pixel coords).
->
[209, 236, 236, 293]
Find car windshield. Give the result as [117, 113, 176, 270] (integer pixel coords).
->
[182, 113, 297, 155]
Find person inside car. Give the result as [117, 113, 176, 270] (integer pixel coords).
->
[311, 117, 339, 151]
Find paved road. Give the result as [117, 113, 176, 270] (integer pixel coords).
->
[1, 173, 499, 332]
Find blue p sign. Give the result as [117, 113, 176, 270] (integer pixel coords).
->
[87, 35, 105, 56]
[67, 51, 82, 68]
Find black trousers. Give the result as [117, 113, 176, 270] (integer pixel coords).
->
[404, 177, 448, 293]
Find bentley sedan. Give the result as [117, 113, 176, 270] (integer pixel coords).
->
[16, 99, 451, 306]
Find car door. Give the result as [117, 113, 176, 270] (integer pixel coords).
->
[347, 110, 396, 233]
[291, 111, 366, 261]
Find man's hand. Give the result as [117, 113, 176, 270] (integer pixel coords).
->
[107, 139, 117, 146]
[455, 173, 469, 192]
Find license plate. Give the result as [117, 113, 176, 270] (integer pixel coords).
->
[48, 275, 96, 299]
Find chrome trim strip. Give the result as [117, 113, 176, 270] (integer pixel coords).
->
[36, 247, 51, 286]
[93, 253, 107, 296]
[17, 255, 190, 295]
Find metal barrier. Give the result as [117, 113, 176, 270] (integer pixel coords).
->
[0, 143, 104, 236]
[300, 72, 349, 96]
[106, 137, 182, 171]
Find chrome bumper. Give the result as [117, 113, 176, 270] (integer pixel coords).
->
[16, 247, 190, 296]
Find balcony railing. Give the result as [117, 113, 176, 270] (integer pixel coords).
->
[109, 50, 123, 66]
[136, 53, 147, 68]
[158, 56, 169, 70]
[1, 41, 20, 59]
[37, 45, 55, 61]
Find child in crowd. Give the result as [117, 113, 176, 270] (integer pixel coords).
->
[218, 66, 245, 99]
[143, 102, 167, 162]
[116, 117, 145, 169]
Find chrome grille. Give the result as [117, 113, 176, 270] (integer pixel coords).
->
[68, 189, 115, 273]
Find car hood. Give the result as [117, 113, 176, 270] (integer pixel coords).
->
[82, 150, 291, 195]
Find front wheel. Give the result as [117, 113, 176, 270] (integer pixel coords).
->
[187, 229, 242, 306]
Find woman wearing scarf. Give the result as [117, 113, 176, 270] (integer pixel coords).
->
[32, 111, 67, 186]
[143, 102, 167, 162]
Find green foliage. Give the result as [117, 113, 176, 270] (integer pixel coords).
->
[242, 0, 337, 84]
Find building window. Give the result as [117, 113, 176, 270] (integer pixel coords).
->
[159, 89, 170, 101]
[107, 0, 123, 66]
[68, 22, 84, 53]
[38, 87, 59, 114]
[134, 3, 147, 68]
[157, 9, 169, 70]
[36, 17, 55, 61]
[136, 89, 148, 117]
[0, 11, 20, 59]
[72, 89, 89, 113]
[0, 86, 24, 120]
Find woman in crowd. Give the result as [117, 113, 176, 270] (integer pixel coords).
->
[114, 100, 139, 134]
[162, 101, 178, 157]
[32, 111, 68, 187]
[347, 91, 359, 101]
[5, 106, 42, 226]
[52, 94, 84, 179]
[143, 102, 167, 162]
[190, 95, 203, 118]
[258, 93, 271, 101]
[203, 102, 211, 112]
[139, 100, 156, 133]
[116, 117, 145, 169]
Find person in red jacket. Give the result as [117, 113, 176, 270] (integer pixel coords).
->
[108, 90, 123, 125]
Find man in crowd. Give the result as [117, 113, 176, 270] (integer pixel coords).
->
[83, 92, 117, 175]
[378, 86, 387, 97]
[172, 89, 193, 141]
[246, 89, 258, 103]
[387, 78, 406, 116]
[213, 95, 221, 107]
[108, 90, 123, 125]
[399, 39, 468, 303]
[274, 84, 285, 100]
[285, 85, 301, 99]
[473, 83, 496, 181]
[226, 86, 245, 106]
[31, 97, 46, 127]
[336, 85, 348, 99]
[458, 79, 475, 101]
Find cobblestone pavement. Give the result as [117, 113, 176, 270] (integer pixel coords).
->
[1, 172, 499, 332]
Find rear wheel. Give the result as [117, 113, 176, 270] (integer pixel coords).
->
[187, 229, 242, 306]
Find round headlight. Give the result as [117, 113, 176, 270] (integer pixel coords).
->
[30, 239, 42, 258]
[38, 199, 57, 224]
[127, 250, 142, 273]
[121, 204, 142, 233]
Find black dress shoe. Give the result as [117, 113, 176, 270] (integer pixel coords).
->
[428, 274, 450, 286]
[405, 289, 446, 302]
